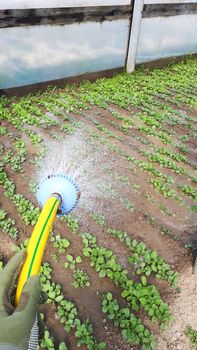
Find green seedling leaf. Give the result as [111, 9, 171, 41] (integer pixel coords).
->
[66, 255, 74, 262]
[76, 256, 82, 263]
[141, 276, 147, 286]
[59, 343, 68, 350]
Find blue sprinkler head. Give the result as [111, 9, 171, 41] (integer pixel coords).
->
[36, 173, 80, 216]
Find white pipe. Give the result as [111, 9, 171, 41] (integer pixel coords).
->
[126, 0, 144, 73]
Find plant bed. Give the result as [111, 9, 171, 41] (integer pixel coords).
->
[0, 57, 196, 350]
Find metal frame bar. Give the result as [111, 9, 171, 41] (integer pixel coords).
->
[126, 0, 144, 73]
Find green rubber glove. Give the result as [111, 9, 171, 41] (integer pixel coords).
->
[0, 251, 41, 350]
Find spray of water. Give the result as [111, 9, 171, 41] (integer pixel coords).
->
[36, 130, 113, 212]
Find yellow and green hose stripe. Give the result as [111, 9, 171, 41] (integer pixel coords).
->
[15, 195, 61, 305]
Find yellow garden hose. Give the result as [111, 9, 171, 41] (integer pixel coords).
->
[15, 194, 61, 305]
[15, 173, 80, 306]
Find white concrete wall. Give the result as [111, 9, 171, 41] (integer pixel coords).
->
[136, 14, 197, 63]
[0, 0, 130, 10]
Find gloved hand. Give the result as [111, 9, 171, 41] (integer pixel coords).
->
[0, 251, 41, 350]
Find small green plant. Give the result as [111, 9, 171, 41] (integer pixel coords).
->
[57, 299, 78, 332]
[40, 331, 68, 350]
[152, 146, 187, 162]
[2, 146, 26, 173]
[145, 192, 155, 203]
[51, 253, 58, 262]
[61, 214, 79, 233]
[60, 123, 76, 134]
[2, 150, 12, 164]
[64, 255, 82, 270]
[81, 232, 173, 326]
[57, 300, 106, 349]
[0, 209, 18, 240]
[0, 168, 41, 225]
[149, 178, 182, 203]
[192, 176, 197, 183]
[13, 194, 40, 225]
[28, 180, 37, 193]
[160, 226, 182, 243]
[50, 131, 64, 141]
[0, 126, 7, 135]
[64, 254, 76, 270]
[181, 185, 197, 202]
[185, 326, 197, 348]
[139, 125, 171, 144]
[74, 319, 106, 349]
[40, 314, 68, 350]
[0, 209, 6, 220]
[13, 238, 30, 252]
[40, 263, 64, 303]
[192, 205, 197, 212]
[73, 269, 90, 288]
[102, 292, 156, 349]
[146, 214, 157, 227]
[133, 183, 141, 192]
[179, 134, 189, 142]
[39, 262, 105, 348]
[90, 213, 106, 226]
[26, 129, 42, 144]
[110, 110, 135, 134]
[109, 172, 130, 185]
[141, 150, 186, 174]
[119, 197, 135, 211]
[107, 229, 179, 286]
[50, 233, 70, 253]
[160, 204, 172, 216]
[176, 143, 189, 154]
[30, 147, 47, 167]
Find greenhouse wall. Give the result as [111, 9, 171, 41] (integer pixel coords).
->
[0, 1, 132, 89]
[136, 1, 197, 63]
[0, 0, 197, 90]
